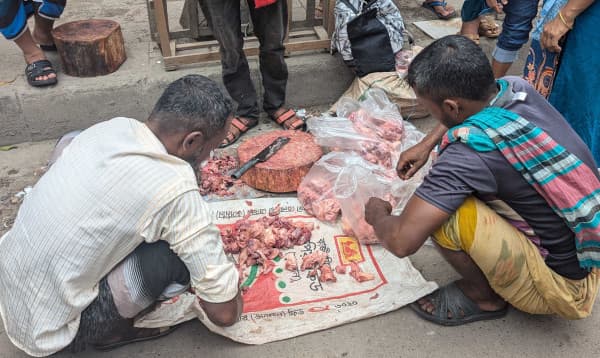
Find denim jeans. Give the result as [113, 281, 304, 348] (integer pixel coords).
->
[199, 0, 289, 120]
[461, 0, 539, 63]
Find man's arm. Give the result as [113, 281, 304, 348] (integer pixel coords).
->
[199, 291, 243, 327]
[143, 191, 243, 327]
[365, 195, 450, 257]
[397, 123, 446, 180]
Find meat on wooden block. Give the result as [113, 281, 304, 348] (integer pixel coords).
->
[237, 130, 323, 193]
[52, 19, 126, 77]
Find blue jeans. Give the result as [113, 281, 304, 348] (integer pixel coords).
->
[461, 0, 539, 63]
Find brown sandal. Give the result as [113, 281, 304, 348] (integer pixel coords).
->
[478, 15, 500, 38]
[219, 116, 258, 148]
[272, 109, 306, 131]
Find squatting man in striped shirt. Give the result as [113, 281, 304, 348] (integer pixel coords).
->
[0, 75, 243, 356]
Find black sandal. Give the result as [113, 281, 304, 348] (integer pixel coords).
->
[25, 59, 58, 87]
[409, 281, 508, 326]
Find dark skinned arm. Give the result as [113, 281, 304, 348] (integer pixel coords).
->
[365, 195, 450, 257]
[199, 290, 243, 327]
[397, 123, 446, 180]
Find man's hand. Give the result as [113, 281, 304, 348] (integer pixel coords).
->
[396, 142, 431, 180]
[541, 16, 571, 52]
[365, 197, 392, 226]
[486, 0, 508, 13]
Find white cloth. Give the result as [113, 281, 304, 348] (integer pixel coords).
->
[0, 118, 239, 357]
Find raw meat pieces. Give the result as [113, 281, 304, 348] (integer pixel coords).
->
[349, 262, 375, 282]
[198, 155, 241, 196]
[220, 213, 314, 282]
[297, 177, 340, 223]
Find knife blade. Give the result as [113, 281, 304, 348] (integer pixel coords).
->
[231, 136, 291, 179]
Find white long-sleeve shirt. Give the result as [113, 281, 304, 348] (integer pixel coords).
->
[0, 117, 238, 357]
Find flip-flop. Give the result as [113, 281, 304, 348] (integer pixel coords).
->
[410, 282, 508, 326]
[92, 326, 178, 351]
[25, 59, 58, 87]
[421, 1, 457, 20]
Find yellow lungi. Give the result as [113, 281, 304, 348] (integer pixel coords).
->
[433, 197, 599, 319]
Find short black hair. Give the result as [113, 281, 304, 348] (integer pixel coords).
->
[406, 35, 496, 103]
[149, 75, 233, 137]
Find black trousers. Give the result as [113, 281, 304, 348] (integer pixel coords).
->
[67, 241, 189, 353]
[199, 0, 289, 120]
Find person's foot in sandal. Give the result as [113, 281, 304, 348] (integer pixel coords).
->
[410, 280, 508, 326]
[25, 59, 58, 87]
[422, 0, 456, 20]
[271, 108, 306, 131]
[92, 326, 177, 351]
[219, 116, 258, 148]
[478, 14, 501, 39]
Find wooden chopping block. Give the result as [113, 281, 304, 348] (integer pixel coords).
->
[52, 19, 126, 77]
[237, 130, 323, 193]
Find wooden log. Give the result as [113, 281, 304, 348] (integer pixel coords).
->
[237, 130, 323, 193]
[52, 19, 127, 77]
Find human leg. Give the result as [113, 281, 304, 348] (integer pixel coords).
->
[413, 197, 599, 325]
[492, 0, 539, 77]
[33, 0, 66, 49]
[246, 0, 287, 116]
[246, 0, 305, 130]
[1, 0, 57, 85]
[200, 0, 259, 121]
[66, 241, 190, 352]
[200, 0, 260, 147]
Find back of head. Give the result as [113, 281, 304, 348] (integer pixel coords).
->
[149, 75, 233, 138]
[407, 35, 496, 103]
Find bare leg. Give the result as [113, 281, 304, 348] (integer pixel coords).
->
[459, 18, 481, 42]
[417, 243, 507, 317]
[492, 59, 512, 78]
[32, 13, 55, 47]
[13, 28, 55, 81]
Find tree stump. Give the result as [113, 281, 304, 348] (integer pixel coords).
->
[52, 19, 126, 77]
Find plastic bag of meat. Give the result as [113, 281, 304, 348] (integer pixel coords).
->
[298, 152, 389, 223]
[333, 161, 396, 245]
[306, 116, 400, 169]
[336, 88, 405, 143]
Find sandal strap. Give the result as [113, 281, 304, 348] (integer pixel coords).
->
[274, 109, 296, 125]
[231, 116, 257, 132]
[424, 1, 448, 7]
[282, 117, 305, 130]
[26, 60, 55, 77]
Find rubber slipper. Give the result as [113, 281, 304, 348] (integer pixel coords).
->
[421, 1, 457, 20]
[409, 282, 508, 326]
[25, 59, 58, 87]
[92, 326, 178, 351]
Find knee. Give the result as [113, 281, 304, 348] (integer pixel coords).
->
[498, 8, 537, 51]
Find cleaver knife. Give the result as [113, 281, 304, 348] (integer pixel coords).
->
[231, 136, 290, 179]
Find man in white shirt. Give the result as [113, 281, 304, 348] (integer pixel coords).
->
[0, 75, 243, 356]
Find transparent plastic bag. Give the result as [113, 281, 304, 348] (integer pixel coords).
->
[333, 161, 396, 245]
[298, 152, 362, 222]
